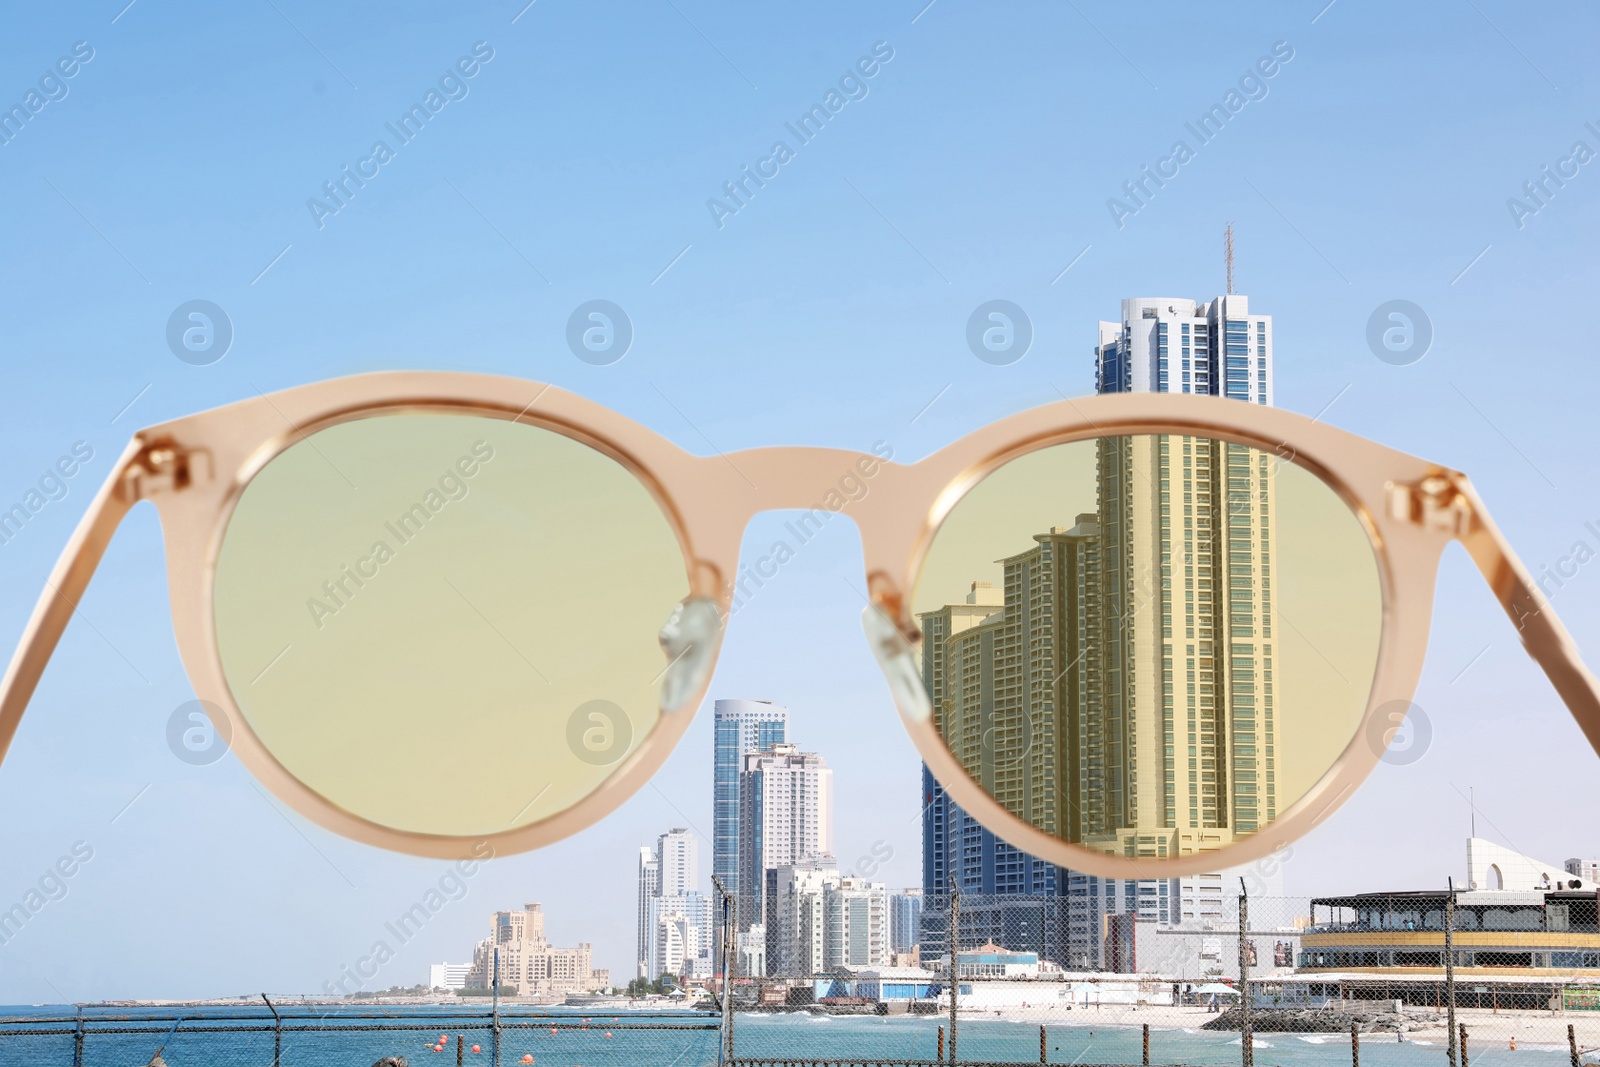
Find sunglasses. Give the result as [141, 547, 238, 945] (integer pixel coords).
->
[1, 371, 1594, 879]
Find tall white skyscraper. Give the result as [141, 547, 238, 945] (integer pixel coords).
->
[638, 828, 712, 981]
[657, 827, 696, 897]
[636, 846, 660, 979]
[738, 743, 834, 933]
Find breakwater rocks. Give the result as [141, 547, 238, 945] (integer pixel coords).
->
[1202, 1006, 1445, 1034]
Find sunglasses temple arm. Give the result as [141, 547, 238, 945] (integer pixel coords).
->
[1454, 476, 1600, 757]
[0, 439, 144, 769]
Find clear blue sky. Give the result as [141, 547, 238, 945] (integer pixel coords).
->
[1, 0, 1597, 1001]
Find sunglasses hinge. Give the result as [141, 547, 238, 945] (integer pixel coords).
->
[1387, 474, 1473, 538]
[123, 439, 213, 501]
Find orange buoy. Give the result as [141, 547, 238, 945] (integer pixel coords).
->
[549, 1028, 558, 1035]
[471, 1044, 481, 1053]
[521, 1056, 534, 1064]
[439, 1034, 449, 1044]
[604, 1032, 612, 1038]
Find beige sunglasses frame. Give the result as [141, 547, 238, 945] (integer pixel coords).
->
[0, 371, 1596, 878]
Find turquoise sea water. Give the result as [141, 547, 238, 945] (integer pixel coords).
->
[0, 1004, 1578, 1067]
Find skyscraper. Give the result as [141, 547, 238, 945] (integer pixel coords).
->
[636, 846, 660, 979]
[638, 828, 712, 981]
[657, 827, 696, 896]
[738, 742, 834, 933]
[1092, 295, 1276, 850]
[918, 578, 1073, 966]
[713, 699, 789, 899]
[1070, 294, 1279, 964]
[918, 291, 1279, 969]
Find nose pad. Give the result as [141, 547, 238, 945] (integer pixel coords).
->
[861, 605, 932, 723]
[657, 597, 723, 713]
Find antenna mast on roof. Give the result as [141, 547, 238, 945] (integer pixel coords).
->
[1225, 222, 1235, 295]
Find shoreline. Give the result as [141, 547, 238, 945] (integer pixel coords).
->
[855, 1002, 1600, 1047]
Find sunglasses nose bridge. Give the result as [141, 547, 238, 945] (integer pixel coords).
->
[719, 445, 893, 512]
[682, 443, 901, 606]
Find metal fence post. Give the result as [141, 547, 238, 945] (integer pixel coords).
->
[1461, 1024, 1470, 1067]
[1142, 1022, 1150, 1065]
[1238, 878, 1252, 1067]
[1350, 1021, 1359, 1067]
[492, 947, 501, 1067]
[1446, 879, 1458, 1067]
[1571, 1023, 1581, 1067]
[1040, 1024, 1047, 1064]
[937, 1024, 945, 1061]
[72, 1007, 83, 1067]
[948, 874, 960, 1066]
[261, 993, 281, 1067]
[713, 875, 735, 1066]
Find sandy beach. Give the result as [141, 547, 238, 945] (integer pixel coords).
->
[943, 1000, 1600, 1050]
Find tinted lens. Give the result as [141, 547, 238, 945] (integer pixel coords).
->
[213, 413, 690, 838]
[913, 434, 1381, 860]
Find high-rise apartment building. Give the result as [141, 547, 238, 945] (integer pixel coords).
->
[714, 700, 789, 899]
[738, 743, 834, 933]
[919, 291, 1281, 969]
[638, 828, 712, 981]
[824, 877, 890, 970]
[657, 827, 697, 896]
[889, 889, 923, 956]
[1092, 295, 1277, 850]
[650, 892, 714, 979]
[636, 846, 660, 979]
[765, 857, 839, 977]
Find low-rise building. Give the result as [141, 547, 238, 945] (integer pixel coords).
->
[428, 962, 471, 990]
[465, 903, 607, 997]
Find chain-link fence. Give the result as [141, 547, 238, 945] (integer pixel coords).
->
[0, 1008, 721, 1067]
[707, 885, 1600, 1066]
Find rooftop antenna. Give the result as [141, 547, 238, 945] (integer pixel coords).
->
[1224, 221, 1236, 295]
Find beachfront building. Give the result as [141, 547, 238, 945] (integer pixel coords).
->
[427, 962, 471, 990]
[824, 877, 891, 970]
[765, 857, 838, 977]
[465, 903, 609, 997]
[1297, 841, 1600, 1007]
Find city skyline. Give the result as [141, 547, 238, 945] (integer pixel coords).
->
[640, 692, 925, 982]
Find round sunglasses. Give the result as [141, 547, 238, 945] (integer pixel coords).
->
[1, 371, 1594, 879]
